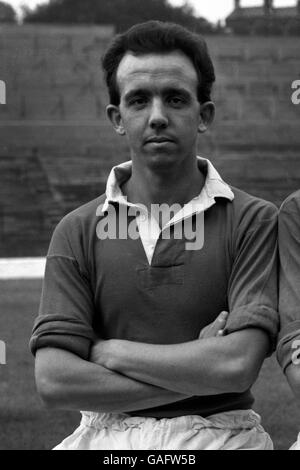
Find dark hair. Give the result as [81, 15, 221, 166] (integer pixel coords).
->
[102, 20, 215, 105]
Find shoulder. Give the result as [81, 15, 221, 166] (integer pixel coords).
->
[48, 193, 106, 257]
[278, 191, 300, 236]
[280, 190, 300, 215]
[228, 186, 278, 227]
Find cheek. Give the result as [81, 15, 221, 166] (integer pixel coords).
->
[123, 115, 146, 136]
[177, 114, 200, 135]
[176, 106, 199, 123]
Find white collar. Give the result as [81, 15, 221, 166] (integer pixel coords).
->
[99, 156, 234, 215]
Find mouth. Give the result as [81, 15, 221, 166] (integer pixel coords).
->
[145, 136, 175, 144]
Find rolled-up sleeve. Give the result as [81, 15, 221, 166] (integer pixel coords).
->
[277, 196, 300, 372]
[225, 202, 279, 353]
[29, 216, 95, 359]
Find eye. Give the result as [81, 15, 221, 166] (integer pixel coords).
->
[129, 96, 148, 107]
[171, 97, 182, 103]
[168, 95, 186, 106]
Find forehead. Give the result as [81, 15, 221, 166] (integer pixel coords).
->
[116, 51, 198, 96]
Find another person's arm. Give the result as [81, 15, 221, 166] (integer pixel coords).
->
[277, 194, 300, 400]
[286, 364, 300, 402]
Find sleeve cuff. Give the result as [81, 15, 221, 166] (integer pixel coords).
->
[276, 321, 300, 372]
[225, 305, 279, 355]
[29, 314, 96, 360]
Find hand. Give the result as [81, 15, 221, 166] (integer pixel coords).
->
[198, 311, 229, 339]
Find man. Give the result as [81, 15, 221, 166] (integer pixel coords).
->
[30, 21, 278, 450]
[277, 191, 300, 450]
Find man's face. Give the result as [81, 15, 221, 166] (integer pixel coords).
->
[107, 51, 206, 170]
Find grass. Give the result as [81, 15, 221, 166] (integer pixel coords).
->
[0, 279, 79, 450]
[0, 279, 299, 450]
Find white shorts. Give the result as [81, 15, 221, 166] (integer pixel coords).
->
[54, 409, 273, 450]
[290, 433, 300, 450]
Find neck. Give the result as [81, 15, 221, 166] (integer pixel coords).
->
[122, 156, 205, 209]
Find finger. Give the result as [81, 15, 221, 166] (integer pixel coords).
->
[217, 319, 226, 330]
[216, 313, 227, 330]
[198, 327, 207, 339]
[217, 329, 225, 337]
[217, 311, 229, 327]
[199, 311, 229, 339]
[219, 311, 229, 321]
[202, 316, 226, 338]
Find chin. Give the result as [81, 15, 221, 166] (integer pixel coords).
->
[145, 151, 178, 169]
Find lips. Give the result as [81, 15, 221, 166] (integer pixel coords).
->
[145, 136, 174, 144]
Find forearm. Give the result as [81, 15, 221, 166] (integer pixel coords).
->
[102, 339, 239, 396]
[99, 330, 269, 396]
[35, 348, 189, 413]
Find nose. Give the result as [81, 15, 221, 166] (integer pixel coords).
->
[148, 98, 168, 129]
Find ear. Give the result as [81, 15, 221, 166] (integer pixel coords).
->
[106, 104, 126, 136]
[198, 101, 215, 134]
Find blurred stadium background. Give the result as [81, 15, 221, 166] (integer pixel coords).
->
[0, 0, 299, 450]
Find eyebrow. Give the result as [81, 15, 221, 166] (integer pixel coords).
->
[124, 87, 192, 102]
